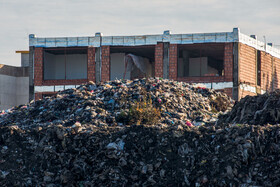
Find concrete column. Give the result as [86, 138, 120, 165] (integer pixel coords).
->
[233, 42, 239, 100]
[29, 46, 34, 101]
[95, 32, 102, 83]
[95, 47, 101, 83]
[163, 42, 169, 79]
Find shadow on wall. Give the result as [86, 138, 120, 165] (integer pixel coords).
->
[0, 64, 29, 77]
[264, 65, 279, 93]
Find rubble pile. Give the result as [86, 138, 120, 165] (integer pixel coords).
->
[1, 78, 280, 186]
[0, 78, 232, 129]
[220, 90, 280, 125]
[1, 122, 280, 186]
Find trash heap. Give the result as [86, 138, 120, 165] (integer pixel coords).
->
[219, 90, 280, 125]
[1, 78, 280, 186]
[0, 78, 232, 129]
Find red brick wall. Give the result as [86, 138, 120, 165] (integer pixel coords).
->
[34, 47, 95, 86]
[42, 79, 88, 86]
[238, 43, 280, 98]
[238, 43, 257, 99]
[34, 47, 43, 86]
[101, 46, 110, 82]
[239, 43, 256, 85]
[87, 47, 95, 82]
[35, 92, 56, 100]
[261, 51, 273, 92]
[224, 43, 233, 82]
[216, 88, 233, 98]
[273, 57, 280, 90]
[177, 43, 233, 84]
[169, 44, 177, 80]
[155, 43, 163, 78]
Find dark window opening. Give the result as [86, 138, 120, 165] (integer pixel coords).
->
[257, 50, 261, 86]
[110, 46, 155, 80]
[43, 47, 87, 80]
[177, 44, 224, 77]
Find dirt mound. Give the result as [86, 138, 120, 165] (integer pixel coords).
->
[219, 90, 280, 125]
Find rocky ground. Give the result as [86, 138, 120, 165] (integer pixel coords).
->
[0, 78, 280, 186]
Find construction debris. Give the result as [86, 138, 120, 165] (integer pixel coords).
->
[219, 90, 280, 125]
[1, 78, 280, 186]
[0, 78, 232, 129]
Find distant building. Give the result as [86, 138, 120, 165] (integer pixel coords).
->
[28, 28, 280, 101]
[0, 51, 29, 110]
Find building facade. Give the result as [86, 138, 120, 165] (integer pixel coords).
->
[29, 28, 280, 101]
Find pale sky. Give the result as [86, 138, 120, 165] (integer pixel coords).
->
[0, 0, 280, 66]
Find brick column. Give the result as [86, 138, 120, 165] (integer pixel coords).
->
[101, 46, 110, 82]
[224, 43, 233, 82]
[155, 43, 163, 78]
[34, 47, 43, 86]
[35, 93, 43, 100]
[169, 44, 178, 80]
[87, 47, 95, 82]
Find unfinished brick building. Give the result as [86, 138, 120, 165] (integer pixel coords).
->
[29, 28, 280, 101]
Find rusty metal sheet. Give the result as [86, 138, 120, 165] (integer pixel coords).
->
[170, 34, 182, 44]
[135, 35, 146, 45]
[181, 34, 193, 44]
[123, 36, 135, 46]
[56, 38, 67, 47]
[102, 36, 113, 45]
[112, 36, 124, 45]
[68, 37, 78, 46]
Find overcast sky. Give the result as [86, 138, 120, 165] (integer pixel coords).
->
[0, 0, 280, 66]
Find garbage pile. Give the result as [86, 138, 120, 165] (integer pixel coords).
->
[0, 78, 232, 129]
[219, 90, 280, 125]
[1, 122, 280, 186]
[1, 78, 280, 186]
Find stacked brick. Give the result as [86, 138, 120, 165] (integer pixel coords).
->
[273, 57, 280, 90]
[34, 47, 43, 86]
[224, 43, 233, 82]
[155, 43, 163, 78]
[101, 46, 110, 82]
[239, 44, 256, 86]
[87, 47, 95, 82]
[261, 51, 273, 92]
[169, 44, 178, 80]
[238, 43, 257, 98]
